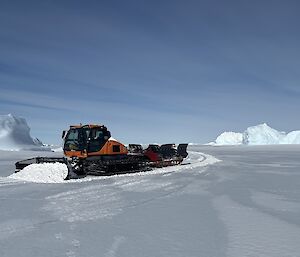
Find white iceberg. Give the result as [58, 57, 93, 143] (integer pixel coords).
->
[211, 123, 300, 145]
[215, 131, 243, 145]
[0, 114, 50, 151]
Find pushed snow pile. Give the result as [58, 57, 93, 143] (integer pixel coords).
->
[0, 114, 50, 151]
[9, 163, 68, 183]
[211, 123, 300, 145]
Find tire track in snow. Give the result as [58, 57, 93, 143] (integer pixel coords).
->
[0, 177, 25, 187]
[42, 152, 220, 223]
[104, 236, 126, 257]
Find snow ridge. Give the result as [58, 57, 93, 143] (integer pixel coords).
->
[211, 123, 300, 145]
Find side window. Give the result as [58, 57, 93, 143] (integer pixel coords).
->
[87, 128, 106, 152]
[113, 145, 120, 153]
[90, 129, 104, 140]
[95, 130, 103, 139]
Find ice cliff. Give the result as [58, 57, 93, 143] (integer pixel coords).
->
[0, 114, 50, 151]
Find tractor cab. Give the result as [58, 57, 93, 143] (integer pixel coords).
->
[63, 125, 112, 157]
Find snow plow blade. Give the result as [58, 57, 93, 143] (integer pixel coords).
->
[15, 157, 83, 180]
[15, 157, 70, 170]
[15, 157, 69, 172]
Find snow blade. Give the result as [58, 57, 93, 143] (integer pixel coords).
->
[15, 157, 68, 173]
[64, 160, 82, 180]
[15, 157, 76, 180]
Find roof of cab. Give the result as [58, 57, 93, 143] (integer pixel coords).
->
[69, 124, 106, 129]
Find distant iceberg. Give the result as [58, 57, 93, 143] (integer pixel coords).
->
[210, 123, 300, 145]
[215, 131, 243, 145]
[0, 114, 51, 151]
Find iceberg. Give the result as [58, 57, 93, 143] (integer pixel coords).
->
[211, 123, 300, 145]
[0, 114, 50, 151]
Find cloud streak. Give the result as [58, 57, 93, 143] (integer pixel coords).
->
[1, 0, 300, 143]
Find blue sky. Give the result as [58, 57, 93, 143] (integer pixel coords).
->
[1, 0, 300, 144]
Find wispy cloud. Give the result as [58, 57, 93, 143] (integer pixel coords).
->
[1, 0, 300, 143]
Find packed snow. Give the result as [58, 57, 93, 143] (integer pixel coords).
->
[0, 114, 51, 151]
[211, 123, 300, 145]
[0, 145, 300, 257]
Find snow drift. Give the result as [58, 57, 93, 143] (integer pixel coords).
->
[211, 123, 300, 145]
[0, 114, 50, 151]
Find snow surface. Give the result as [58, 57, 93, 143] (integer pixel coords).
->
[51, 146, 63, 152]
[0, 114, 50, 151]
[211, 123, 300, 145]
[1, 145, 300, 257]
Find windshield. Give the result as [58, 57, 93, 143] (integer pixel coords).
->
[64, 128, 85, 151]
[64, 127, 111, 153]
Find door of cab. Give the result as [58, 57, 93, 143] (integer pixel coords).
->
[87, 128, 110, 153]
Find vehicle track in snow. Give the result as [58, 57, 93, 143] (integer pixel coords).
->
[41, 152, 220, 224]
